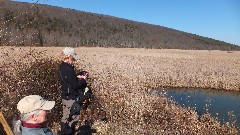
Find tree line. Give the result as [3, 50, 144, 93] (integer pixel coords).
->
[0, 1, 239, 51]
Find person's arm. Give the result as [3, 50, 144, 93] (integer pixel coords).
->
[77, 72, 89, 90]
[78, 78, 87, 90]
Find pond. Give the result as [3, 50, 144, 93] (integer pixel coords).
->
[158, 87, 240, 125]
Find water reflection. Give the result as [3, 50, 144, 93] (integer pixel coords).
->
[159, 87, 240, 125]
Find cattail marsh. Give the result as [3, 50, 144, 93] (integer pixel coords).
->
[0, 46, 239, 134]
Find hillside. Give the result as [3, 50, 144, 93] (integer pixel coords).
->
[0, 0, 240, 50]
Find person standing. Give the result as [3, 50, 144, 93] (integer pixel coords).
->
[58, 47, 88, 134]
[13, 95, 56, 135]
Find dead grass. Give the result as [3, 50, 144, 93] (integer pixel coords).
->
[0, 46, 239, 134]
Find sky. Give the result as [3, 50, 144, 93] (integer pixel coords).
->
[14, 0, 240, 46]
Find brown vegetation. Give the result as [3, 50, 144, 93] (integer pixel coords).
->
[77, 47, 240, 91]
[0, 46, 239, 134]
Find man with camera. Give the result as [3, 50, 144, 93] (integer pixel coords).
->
[58, 47, 91, 135]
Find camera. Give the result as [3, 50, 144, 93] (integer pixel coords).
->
[77, 71, 88, 77]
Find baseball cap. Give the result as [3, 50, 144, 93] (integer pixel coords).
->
[63, 47, 78, 59]
[17, 95, 55, 114]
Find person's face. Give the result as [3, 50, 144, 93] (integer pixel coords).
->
[68, 56, 75, 65]
[34, 110, 48, 123]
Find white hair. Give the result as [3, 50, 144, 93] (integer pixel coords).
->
[13, 110, 40, 135]
[20, 109, 40, 121]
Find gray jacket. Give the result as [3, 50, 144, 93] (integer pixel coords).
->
[21, 126, 56, 135]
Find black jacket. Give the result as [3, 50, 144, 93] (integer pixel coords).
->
[59, 61, 87, 100]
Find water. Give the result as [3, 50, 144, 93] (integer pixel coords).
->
[159, 87, 240, 125]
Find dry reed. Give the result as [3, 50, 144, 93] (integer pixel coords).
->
[0, 46, 239, 134]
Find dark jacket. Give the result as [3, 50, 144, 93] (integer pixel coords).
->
[59, 61, 87, 100]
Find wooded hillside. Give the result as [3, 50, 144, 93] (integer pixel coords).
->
[0, 1, 239, 50]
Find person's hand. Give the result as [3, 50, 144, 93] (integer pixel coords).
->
[77, 74, 87, 79]
[77, 71, 89, 79]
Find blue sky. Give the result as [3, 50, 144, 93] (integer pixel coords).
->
[14, 0, 240, 46]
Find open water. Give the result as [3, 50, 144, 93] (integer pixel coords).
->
[159, 87, 240, 125]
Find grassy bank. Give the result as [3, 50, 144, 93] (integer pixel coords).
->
[0, 46, 239, 134]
